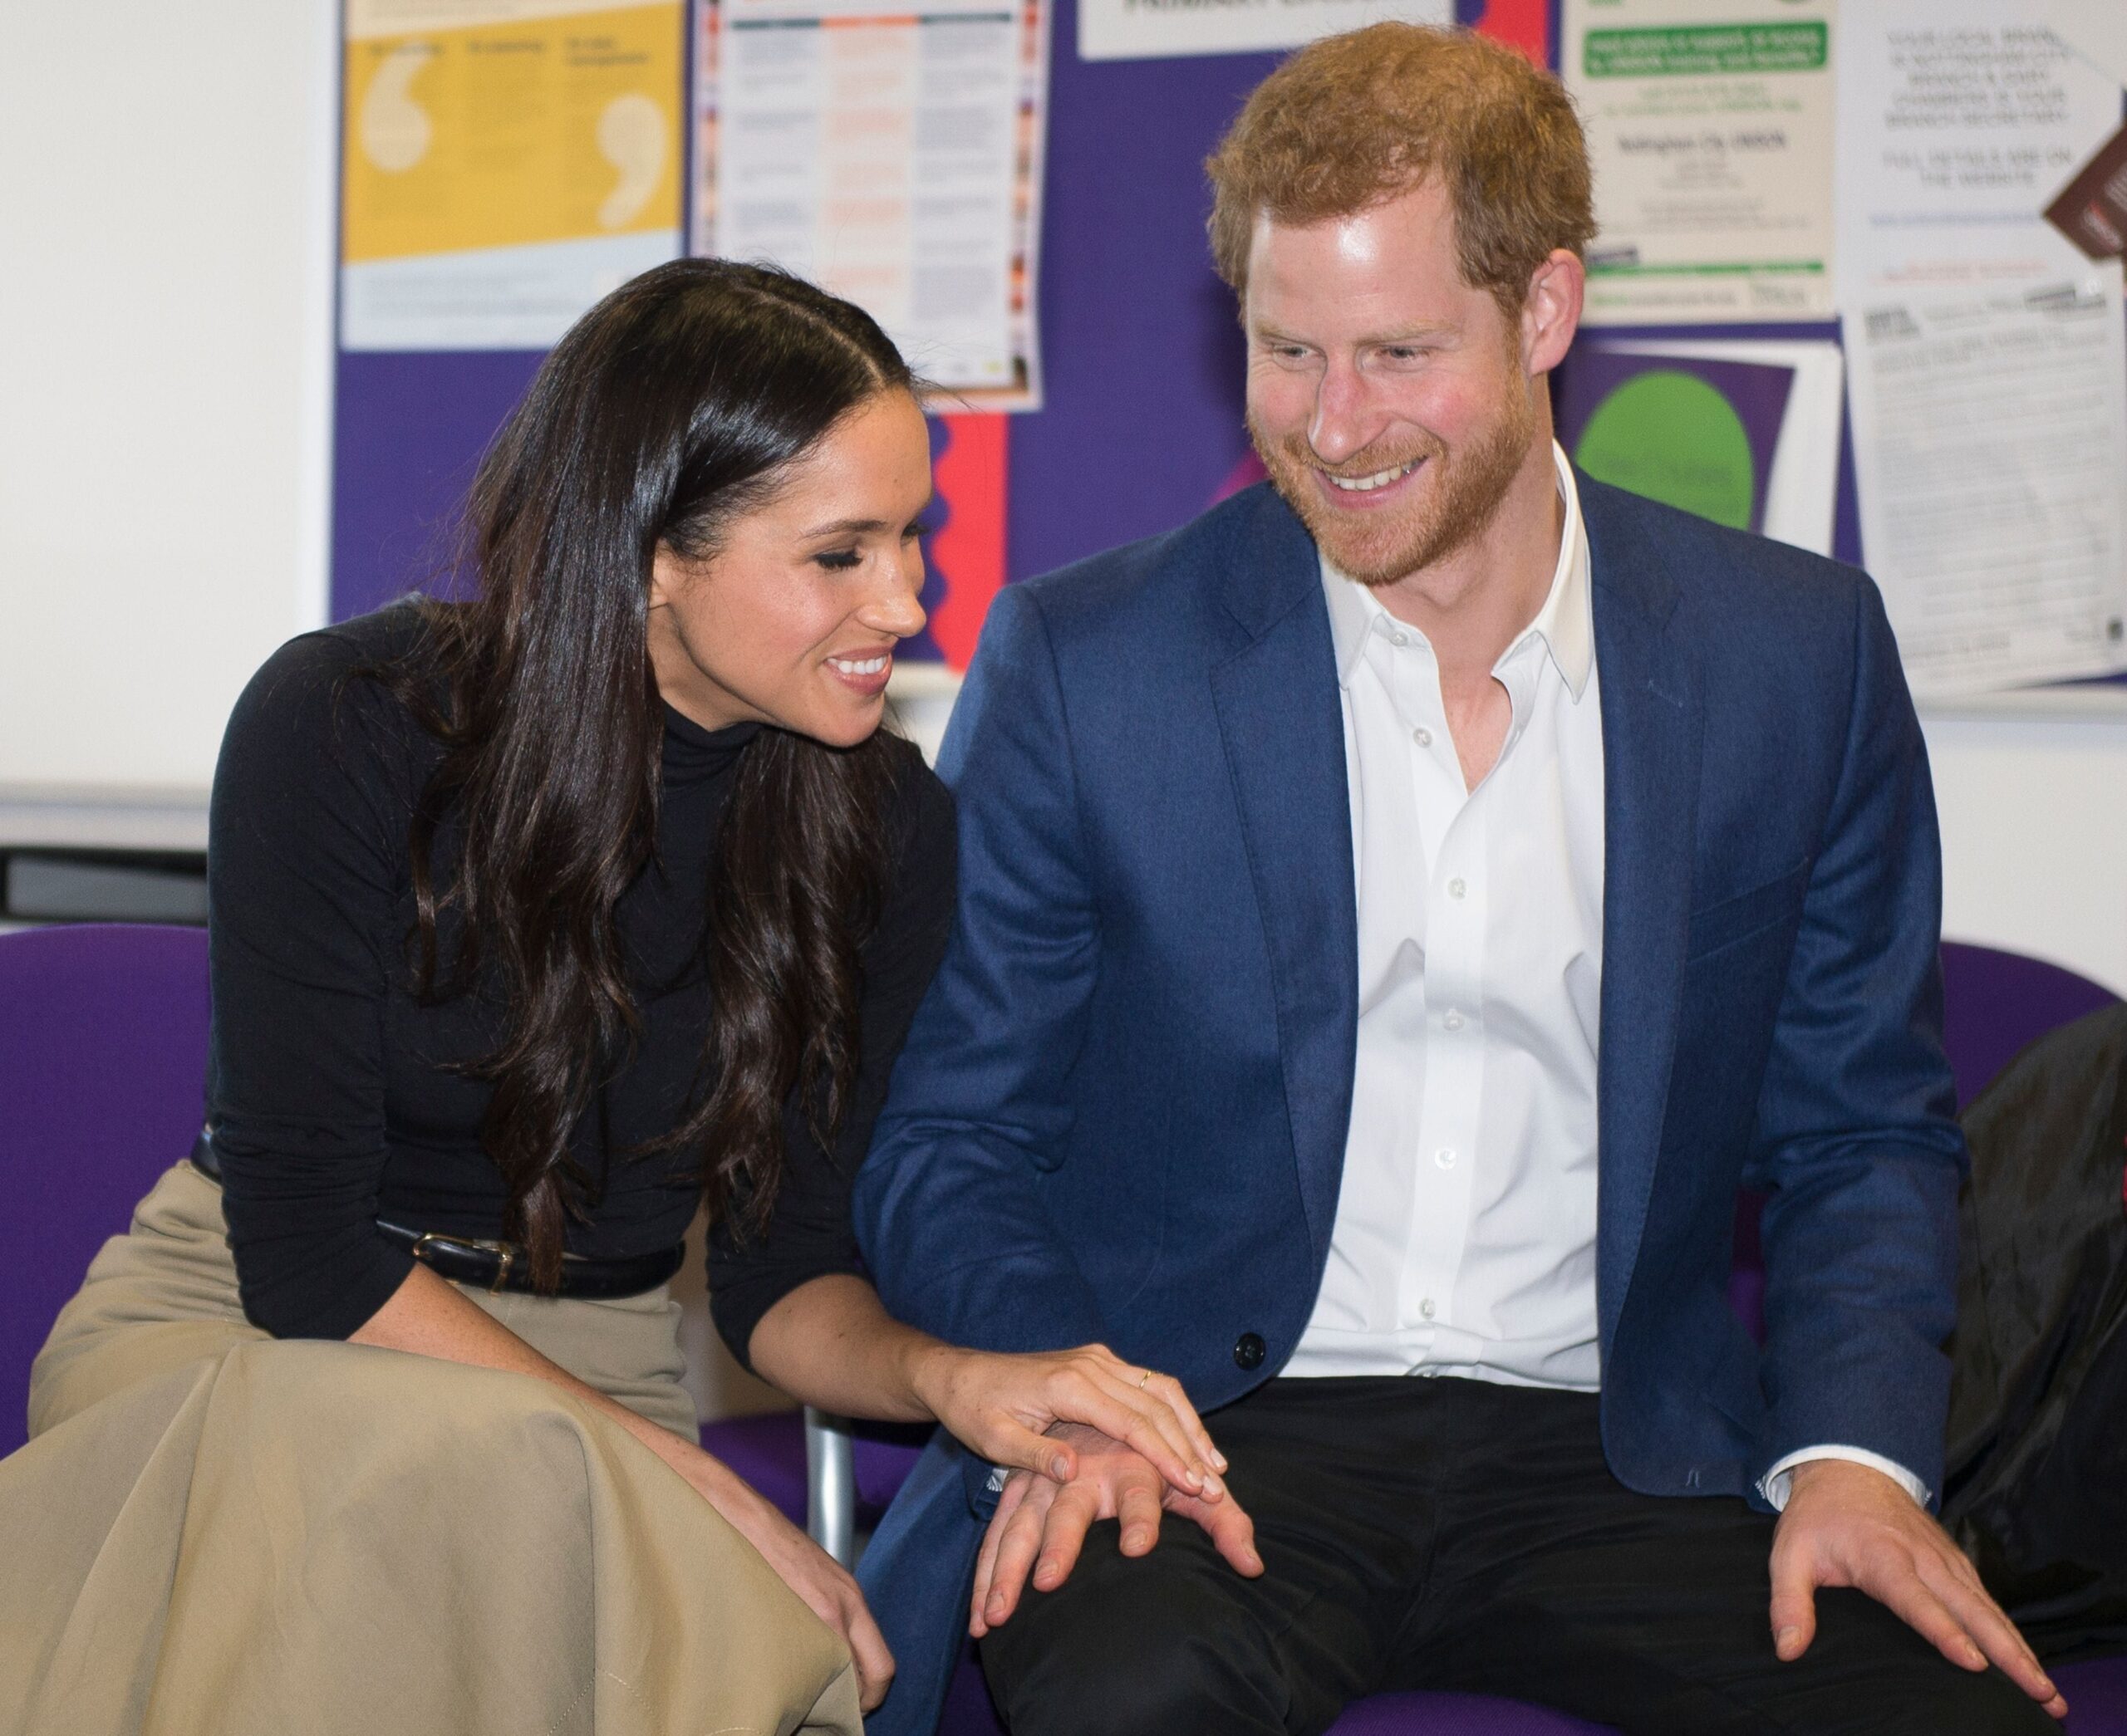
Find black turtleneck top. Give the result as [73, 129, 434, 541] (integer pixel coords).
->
[204, 606, 955, 1364]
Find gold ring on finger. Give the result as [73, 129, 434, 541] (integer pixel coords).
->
[1138, 1368, 1152, 1389]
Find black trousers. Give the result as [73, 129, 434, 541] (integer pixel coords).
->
[977, 1377, 2053, 1736]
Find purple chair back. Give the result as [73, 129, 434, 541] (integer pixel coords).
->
[1940, 942, 2122, 1113]
[0, 924, 210, 1458]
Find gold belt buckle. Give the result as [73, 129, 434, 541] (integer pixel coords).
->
[410, 1230, 518, 1294]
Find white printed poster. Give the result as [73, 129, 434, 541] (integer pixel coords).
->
[1076, 0, 1448, 66]
[1845, 283, 2127, 696]
[1564, 0, 1839, 325]
[1834, 0, 2127, 696]
[692, 0, 1049, 409]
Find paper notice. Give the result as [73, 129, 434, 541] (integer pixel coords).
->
[1845, 278, 2127, 696]
[341, 0, 685, 350]
[692, 0, 1049, 409]
[1834, 0, 2127, 695]
[1075, 0, 1448, 66]
[1564, 0, 1838, 325]
[1833, 0, 2122, 294]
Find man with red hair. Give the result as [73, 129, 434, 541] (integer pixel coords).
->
[856, 25, 2061, 1734]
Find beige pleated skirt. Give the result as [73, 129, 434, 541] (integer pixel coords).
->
[0, 1162, 862, 1736]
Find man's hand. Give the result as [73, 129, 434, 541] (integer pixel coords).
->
[1770, 1459, 2065, 1719]
[969, 1422, 1262, 1637]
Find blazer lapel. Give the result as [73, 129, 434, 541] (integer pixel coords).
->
[1586, 477, 1704, 1355]
[1207, 489, 1358, 1263]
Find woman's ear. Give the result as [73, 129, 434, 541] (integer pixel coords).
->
[646, 543, 685, 613]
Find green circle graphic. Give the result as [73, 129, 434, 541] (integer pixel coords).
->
[1572, 370, 1756, 531]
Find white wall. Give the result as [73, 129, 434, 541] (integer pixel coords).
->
[0, 2, 337, 805]
[1924, 693, 2127, 1000]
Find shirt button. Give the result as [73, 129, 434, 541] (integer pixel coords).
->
[1419, 1297, 1437, 1319]
[1233, 1332, 1266, 1371]
[1390, 630, 1409, 647]
[1434, 1147, 1456, 1170]
[1442, 1010, 1464, 1031]
[1413, 727, 1432, 747]
[1447, 878, 1466, 900]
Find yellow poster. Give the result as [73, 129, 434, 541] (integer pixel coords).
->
[342, 0, 684, 349]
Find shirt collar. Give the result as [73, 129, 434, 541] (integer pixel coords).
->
[1320, 441, 1594, 703]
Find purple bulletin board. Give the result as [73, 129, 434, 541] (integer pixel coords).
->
[332, 2, 2127, 694]
[328, 0, 1549, 633]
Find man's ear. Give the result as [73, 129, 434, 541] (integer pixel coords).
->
[1521, 249, 1586, 377]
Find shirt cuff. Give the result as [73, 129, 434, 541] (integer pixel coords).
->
[1757, 1445, 1931, 1511]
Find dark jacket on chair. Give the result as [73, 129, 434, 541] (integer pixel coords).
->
[1947, 1000, 2127, 1660]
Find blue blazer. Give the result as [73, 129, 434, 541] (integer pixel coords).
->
[851, 476, 1966, 1734]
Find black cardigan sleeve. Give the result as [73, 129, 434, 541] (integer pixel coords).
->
[205, 624, 423, 1340]
[706, 749, 958, 1367]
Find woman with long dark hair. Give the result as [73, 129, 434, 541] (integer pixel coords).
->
[0, 260, 1228, 1736]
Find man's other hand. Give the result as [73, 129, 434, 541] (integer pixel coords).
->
[1770, 1459, 2066, 1719]
[968, 1421, 1262, 1636]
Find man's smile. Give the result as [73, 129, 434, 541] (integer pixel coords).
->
[1324, 458, 1422, 494]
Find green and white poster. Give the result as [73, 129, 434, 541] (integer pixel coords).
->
[1565, 0, 1837, 324]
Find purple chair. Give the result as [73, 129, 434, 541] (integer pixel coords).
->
[1939, 943, 2125, 1113]
[0, 922, 213, 1459]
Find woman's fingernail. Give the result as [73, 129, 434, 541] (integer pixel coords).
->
[1050, 1455, 1071, 1479]
[1214, 1452, 1230, 1472]
[1775, 1626, 1799, 1654]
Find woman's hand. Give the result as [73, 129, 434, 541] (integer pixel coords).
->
[749, 1278, 1228, 1501]
[668, 1440, 897, 1713]
[907, 1341, 1230, 1502]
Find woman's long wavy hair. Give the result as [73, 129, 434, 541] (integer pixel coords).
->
[383, 258, 914, 1289]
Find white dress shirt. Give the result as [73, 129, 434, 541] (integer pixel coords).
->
[1286, 444, 1926, 1510]
[1289, 441, 1605, 1390]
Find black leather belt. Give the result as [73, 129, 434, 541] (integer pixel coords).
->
[190, 1130, 685, 1300]
[375, 1219, 683, 1298]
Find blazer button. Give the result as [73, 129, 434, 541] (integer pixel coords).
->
[1233, 1332, 1266, 1370]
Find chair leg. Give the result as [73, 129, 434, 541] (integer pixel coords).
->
[804, 1406, 858, 1567]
